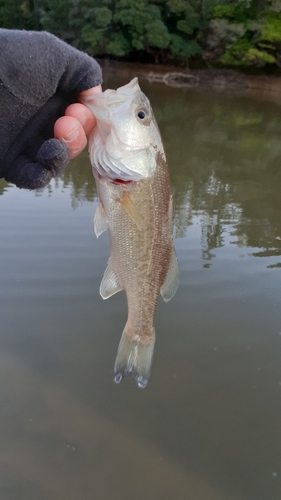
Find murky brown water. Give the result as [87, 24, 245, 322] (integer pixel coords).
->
[0, 74, 281, 500]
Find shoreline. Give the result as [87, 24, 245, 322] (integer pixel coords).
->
[99, 59, 281, 94]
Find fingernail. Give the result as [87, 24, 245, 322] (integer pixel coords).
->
[63, 127, 79, 142]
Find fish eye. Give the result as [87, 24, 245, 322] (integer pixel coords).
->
[135, 105, 151, 126]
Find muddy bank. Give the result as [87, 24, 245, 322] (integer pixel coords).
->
[100, 60, 281, 94]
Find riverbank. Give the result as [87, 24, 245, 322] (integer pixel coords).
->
[100, 60, 281, 94]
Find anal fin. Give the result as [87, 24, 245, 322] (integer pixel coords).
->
[100, 258, 123, 299]
[160, 246, 179, 302]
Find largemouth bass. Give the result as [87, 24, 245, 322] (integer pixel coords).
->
[83, 78, 179, 388]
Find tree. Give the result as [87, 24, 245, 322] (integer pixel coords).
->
[206, 0, 281, 68]
[1, 0, 281, 69]
[0, 0, 38, 29]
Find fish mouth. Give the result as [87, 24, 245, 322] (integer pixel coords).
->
[82, 78, 140, 121]
[108, 77, 140, 105]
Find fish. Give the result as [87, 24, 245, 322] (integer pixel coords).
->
[82, 78, 179, 388]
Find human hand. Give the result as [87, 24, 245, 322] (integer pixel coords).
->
[54, 86, 102, 160]
[0, 29, 102, 190]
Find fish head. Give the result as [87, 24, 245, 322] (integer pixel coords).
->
[82, 78, 164, 182]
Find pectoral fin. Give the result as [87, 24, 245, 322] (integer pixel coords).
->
[94, 202, 108, 238]
[100, 258, 123, 299]
[160, 247, 179, 302]
[118, 192, 142, 230]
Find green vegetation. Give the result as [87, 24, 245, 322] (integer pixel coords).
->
[0, 1, 281, 69]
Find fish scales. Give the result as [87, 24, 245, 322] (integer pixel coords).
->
[83, 78, 179, 388]
[97, 153, 172, 343]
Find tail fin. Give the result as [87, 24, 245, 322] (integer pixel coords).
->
[114, 329, 156, 388]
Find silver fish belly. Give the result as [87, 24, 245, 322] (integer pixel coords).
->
[83, 78, 179, 388]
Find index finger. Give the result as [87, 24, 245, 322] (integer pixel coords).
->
[79, 84, 102, 109]
[79, 84, 102, 98]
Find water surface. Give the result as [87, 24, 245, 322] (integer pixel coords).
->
[0, 76, 281, 500]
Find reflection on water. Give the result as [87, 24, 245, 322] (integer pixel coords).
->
[36, 80, 281, 267]
[0, 77, 281, 500]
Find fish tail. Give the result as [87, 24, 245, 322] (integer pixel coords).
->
[114, 328, 156, 389]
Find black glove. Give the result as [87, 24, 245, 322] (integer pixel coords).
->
[0, 29, 102, 189]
